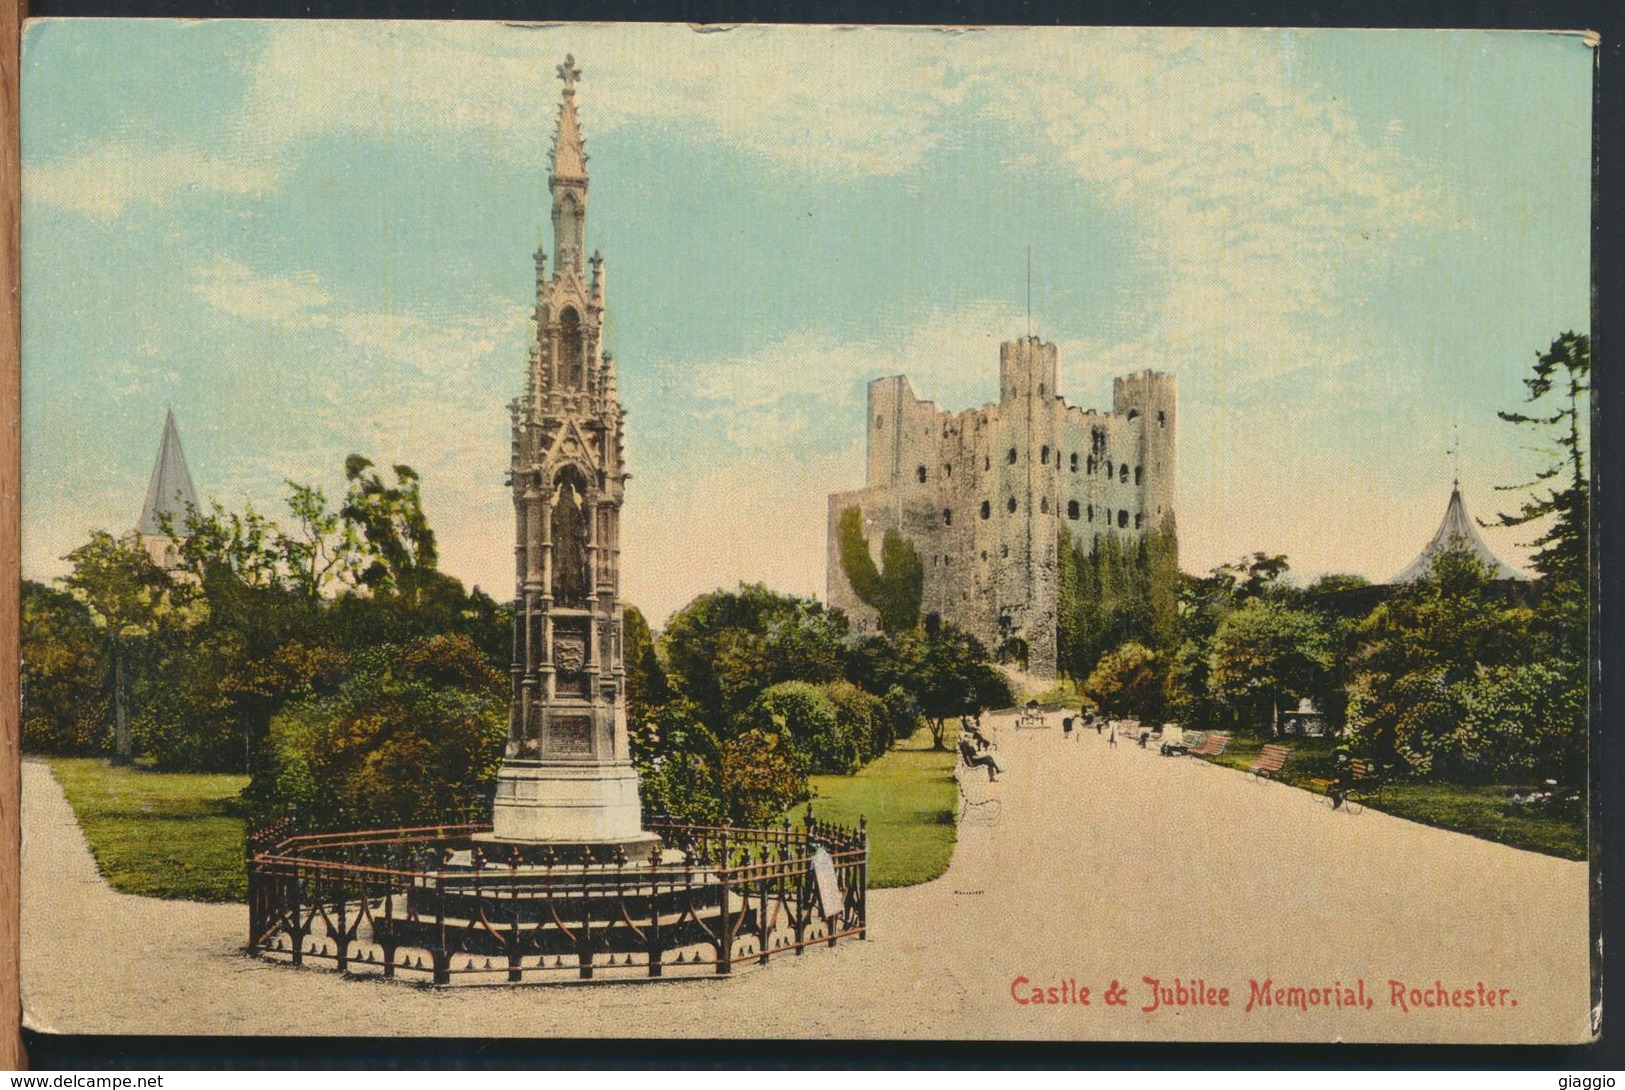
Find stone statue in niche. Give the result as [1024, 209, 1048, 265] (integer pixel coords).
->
[551, 467, 592, 607]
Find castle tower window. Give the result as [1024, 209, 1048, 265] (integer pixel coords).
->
[1038, 383, 1045, 396]
[981, 550, 988, 562]
[1087, 504, 1094, 522]
[876, 415, 884, 430]
[1087, 455, 1096, 474]
[1067, 500, 1080, 520]
[1070, 452, 1079, 472]
[1041, 446, 1050, 465]
[1040, 498, 1048, 513]
[1106, 460, 1114, 479]
[1000, 544, 1009, 558]
[1127, 409, 1140, 422]
[945, 464, 952, 478]
[916, 465, 927, 483]
[1134, 465, 1143, 485]
[980, 500, 990, 520]
[943, 555, 951, 566]
[1007, 448, 1018, 464]
[1158, 410, 1166, 428]
[943, 508, 953, 526]
[1007, 497, 1017, 514]
[1119, 464, 1129, 484]
[560, 307, 584, 390]
[1135, 513, 1144, 529]
[984, 455, 990, 470]
[1117, 510, 1128, 529]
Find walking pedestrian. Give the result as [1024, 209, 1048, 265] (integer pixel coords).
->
[1108, 721, 1118, 748]
[1062, 715, 1074, 742]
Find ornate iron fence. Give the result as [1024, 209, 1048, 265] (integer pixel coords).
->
[245, 816, 867, 985]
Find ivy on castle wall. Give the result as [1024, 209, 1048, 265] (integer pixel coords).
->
[1056, 520, 1181, 684]
[836, 507, 924, 635]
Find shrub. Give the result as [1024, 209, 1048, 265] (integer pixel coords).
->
[720, 728, 807, 826]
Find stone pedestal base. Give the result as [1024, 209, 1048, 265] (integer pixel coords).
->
[488, 760, 651, 845]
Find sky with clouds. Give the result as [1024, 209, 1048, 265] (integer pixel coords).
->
[21, 22, 1593, 627]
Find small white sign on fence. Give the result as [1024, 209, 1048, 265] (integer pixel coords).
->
[811, 846, 843, 920]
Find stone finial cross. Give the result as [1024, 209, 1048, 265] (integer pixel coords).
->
[558, 54, 582, 93]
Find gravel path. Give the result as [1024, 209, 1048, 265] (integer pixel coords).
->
[21, 718, 1593, 1042]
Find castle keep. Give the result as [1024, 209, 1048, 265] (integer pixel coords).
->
[827, 337, 1176, 679]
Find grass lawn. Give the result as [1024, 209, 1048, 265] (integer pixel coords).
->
[46, 758, 251, 902]
[804, 728, 957, 888]
[1206, 736, 1585, 861]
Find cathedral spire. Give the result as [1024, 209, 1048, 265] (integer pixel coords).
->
[136, 408, 198, 538]
[549, 54, 589, 276]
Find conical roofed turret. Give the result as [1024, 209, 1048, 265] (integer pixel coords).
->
[1391, 484, 1523, 583]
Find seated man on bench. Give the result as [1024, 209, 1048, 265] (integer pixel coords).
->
[958, 736, 1005, 782]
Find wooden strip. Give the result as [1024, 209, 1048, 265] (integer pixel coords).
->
[1, 0, 21, 1068]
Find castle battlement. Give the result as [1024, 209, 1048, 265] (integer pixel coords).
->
[828, 339, 1177, 679]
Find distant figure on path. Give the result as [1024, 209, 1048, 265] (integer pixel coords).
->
[1062, 715, 1074, 741]
[1096, 717, 1103, 736]
[1108, 721, 1118, 748]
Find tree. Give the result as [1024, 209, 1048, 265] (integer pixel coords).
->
[1083, 641, 1165, 721]
[1348, 542, 1543, 777]
[1056, 522, 1182, 682]
[252, 634, 506, 830]
[20, 581, 109, 754]
[340, 456, 438, 603]
[279, 481, 366, 599]
[623, 604, 668, 737]
[1491, 332, 1590, 595]
[660, 584, 846, 725]
[836, 507, 924, 635]
[60, 532, 179, 763]
[1208, 598, 1331, 735]
[890, 624, 1013, 749]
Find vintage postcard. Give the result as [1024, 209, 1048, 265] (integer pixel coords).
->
[17, 21, 1595, 1045]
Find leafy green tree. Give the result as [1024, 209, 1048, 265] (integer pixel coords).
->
[340, 456, 438, 603]
[1208, 598, 1332, 735]
[1082, 641, 1165, 721]
[279, 482, 366, 599]
[20, 581, 109, 754]
[60, 532, 180, 763]
[836, 507, 924, 634]
[253, 634, 506, 829]
[632, 697, 724, 824]
[888, 623, 1013, 749]
[623, 605, 668, 745]
[660, 584, 847, 725]
[1348, 542, 1544, 777]
[1056, 522, 1181, 682]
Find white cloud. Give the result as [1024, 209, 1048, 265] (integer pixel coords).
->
[190, 256, 331, 324]
[26, 142, 275, 218]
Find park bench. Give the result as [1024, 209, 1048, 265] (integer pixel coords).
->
[958, 738, 1003, 782]
[1188, 732, 1231, 761]
[954, 766, 1003, 825]
[1160, 728, 1203, 756]
[1247, 743, 1292, 782]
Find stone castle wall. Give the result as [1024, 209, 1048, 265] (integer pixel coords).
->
[827, 337, 1176, 679]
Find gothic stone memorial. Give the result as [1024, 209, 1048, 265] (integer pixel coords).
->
[243, 57, 868, 986]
